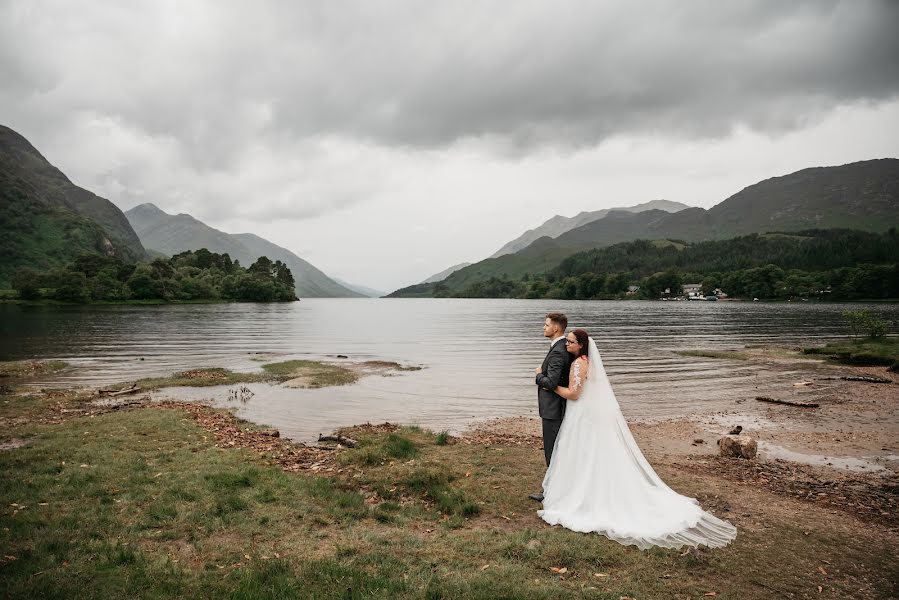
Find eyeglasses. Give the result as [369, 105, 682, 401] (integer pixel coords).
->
[565, 339, 578, 345]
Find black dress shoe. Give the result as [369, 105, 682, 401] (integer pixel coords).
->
[528, 492, 544, 502]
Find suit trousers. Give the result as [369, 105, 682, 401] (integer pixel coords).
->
[541, 418, 563, 467]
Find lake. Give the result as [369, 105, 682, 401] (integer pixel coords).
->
[2, 299, 897, 442]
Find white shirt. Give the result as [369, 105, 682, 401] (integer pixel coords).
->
[550, 335, 565, 346]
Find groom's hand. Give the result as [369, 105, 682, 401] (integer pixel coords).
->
[534, 367, 542, 375]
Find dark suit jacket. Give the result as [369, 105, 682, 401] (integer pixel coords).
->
[535, 338, 572, 421]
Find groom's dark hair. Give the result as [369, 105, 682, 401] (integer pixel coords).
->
[546, 312, 568, 330]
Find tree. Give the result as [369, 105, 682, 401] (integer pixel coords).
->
[249, 256, 275, 278]
[51, 270, 89, 302]
[12, 267, 41, 300]
[272, 260, 295, 288]
[126, 264, 163, 300]
[604, 273, 629, 295]
[73, 253, 121, 278]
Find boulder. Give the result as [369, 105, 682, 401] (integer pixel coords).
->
[718, 434, 757, 459]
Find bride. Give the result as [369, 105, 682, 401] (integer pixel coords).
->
[537, 328, 737, 550]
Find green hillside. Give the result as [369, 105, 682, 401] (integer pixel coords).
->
[390, 159, 899, 297]
[125, 203, 365, 298]
[399, 229, 899, 301]
[0, 125, 147, 286]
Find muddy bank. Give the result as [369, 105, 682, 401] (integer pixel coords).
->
[465, 346, 899, 532]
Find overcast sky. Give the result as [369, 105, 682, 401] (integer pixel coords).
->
[2, 1, 899, 292]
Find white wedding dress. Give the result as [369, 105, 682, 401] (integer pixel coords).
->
[538, 337, 737, 550]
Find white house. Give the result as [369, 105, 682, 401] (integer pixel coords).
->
[682, 283, 703, 298]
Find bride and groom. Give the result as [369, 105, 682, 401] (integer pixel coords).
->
[530, 312, 737, 550]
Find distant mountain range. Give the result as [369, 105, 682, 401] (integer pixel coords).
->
[420, 262, 472, 284]
[389, 158, 899, 296]
[333, 278, 385, 298]
[125, 203, 365, 298]
[0, 125, 363, 298]
[417, 200, 686, 290]
[0, 124, 147, 285]
[489, 199, 689, 258]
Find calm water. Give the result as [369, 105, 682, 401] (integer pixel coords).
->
[2, 300, 897, 442]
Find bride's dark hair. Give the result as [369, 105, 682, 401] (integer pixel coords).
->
[570, 328, 589, 358]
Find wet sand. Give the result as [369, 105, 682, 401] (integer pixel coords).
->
[468, 347, 898, 472]
[464, 346, 899, 530]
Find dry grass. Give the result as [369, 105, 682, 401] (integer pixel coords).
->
[1, 398, 896, 599]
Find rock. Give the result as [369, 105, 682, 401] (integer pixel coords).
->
[718, 434, 757, 459]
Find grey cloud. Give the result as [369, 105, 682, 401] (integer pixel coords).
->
[2, 0, 898, 167]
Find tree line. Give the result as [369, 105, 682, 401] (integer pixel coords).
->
[10, 248, 298, 302]
[434, 229, 899, 300]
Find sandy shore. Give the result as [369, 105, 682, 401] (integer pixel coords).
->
[463, 347, 898, 528]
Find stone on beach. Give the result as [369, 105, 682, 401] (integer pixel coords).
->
[718, 434, 758, 459]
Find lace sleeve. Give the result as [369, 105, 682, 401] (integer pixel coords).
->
[571, 360, 583, 394]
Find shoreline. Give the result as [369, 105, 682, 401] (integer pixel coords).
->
[2, 345, 897, 598]
[0, 356, 899, 600]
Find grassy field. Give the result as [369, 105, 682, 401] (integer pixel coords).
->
[1, 391, 896, 599]
[803, 336, 899, 371]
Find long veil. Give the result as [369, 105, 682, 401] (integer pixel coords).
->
[540, 337, 737, 550]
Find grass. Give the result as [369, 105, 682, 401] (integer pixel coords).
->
[674, 350, 750, 361]
[803, 336, 899, 371]
[125, 359, 361, 391]
[1, 401, 896, 598]
[260, 360, 359, 388]
[360, 360, 423, 372]
[133, 368, 268, 390]
[0, 360, 69, 378]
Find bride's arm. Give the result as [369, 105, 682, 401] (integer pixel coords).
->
[555, 358, 588, 400]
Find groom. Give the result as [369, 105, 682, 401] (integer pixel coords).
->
[530, 312, 572, 502]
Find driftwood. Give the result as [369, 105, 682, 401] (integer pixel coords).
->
[317, 433, 358, 448]
[98, 384, 141, 397]
[840, 375, 893, 384]
[755, 396, 819, 408]
[105, 399, 148, 410]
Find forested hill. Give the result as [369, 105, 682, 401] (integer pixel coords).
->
[10, 249, 298, 303]
[395, 159, 899, 296]
[389, 229, 899, 301]
[125, 203, 364, 298]
[0, 125, 147, 286]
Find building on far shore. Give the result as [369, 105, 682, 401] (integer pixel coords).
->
[626, 285, 640, 296]
[682, 283, 703, 298]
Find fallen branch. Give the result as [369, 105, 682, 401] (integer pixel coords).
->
[840, 375, 893, 384]
[317, 433, 358, 448]
[105, 399, 148, 410]
[98, 384, 140, 397]
[755, 396, 819, 408]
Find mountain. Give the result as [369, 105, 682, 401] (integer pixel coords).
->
[333, 278, 386, 298]
[125, 203, 364, 298]
[420, 262, 472, 284]
[0, 124, 147, 285]
[554, 159, 899, 252]
[489, 199, 689, 258]
[389, 159, 899, 297]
